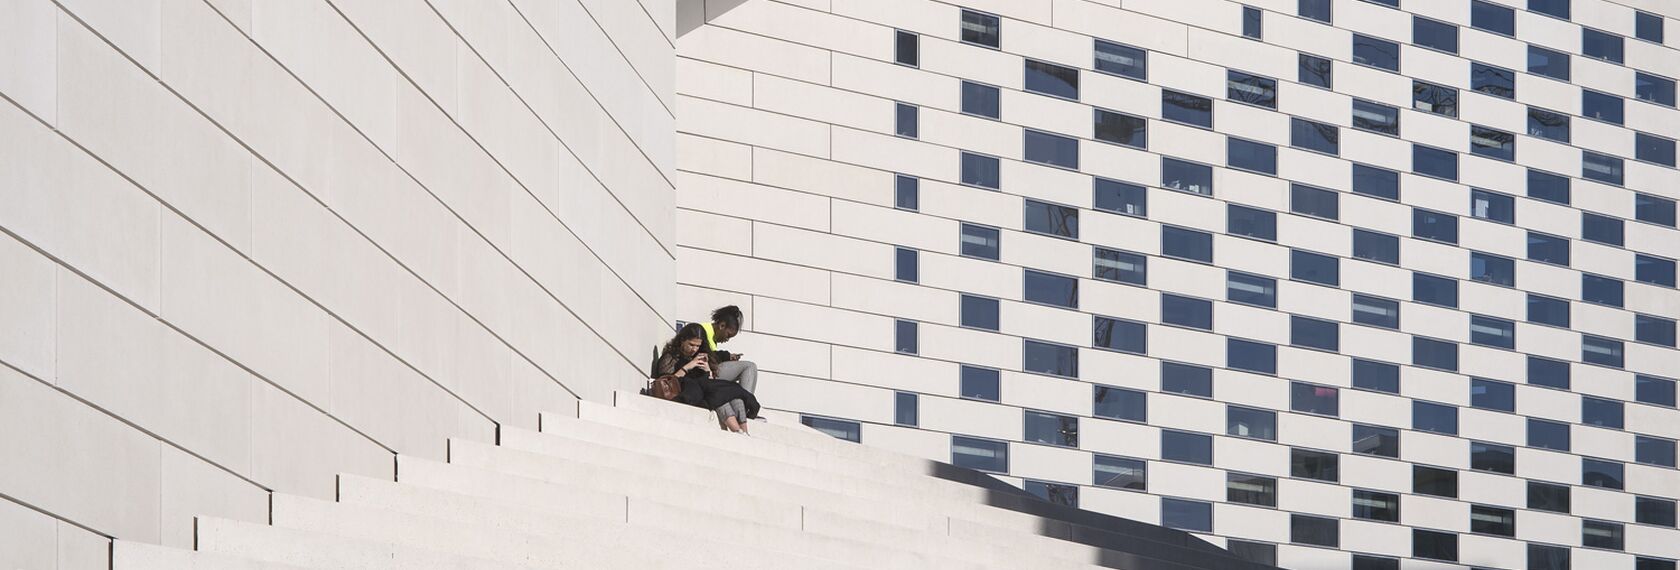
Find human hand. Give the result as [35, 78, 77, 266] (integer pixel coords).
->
[730, 353, 743, 361]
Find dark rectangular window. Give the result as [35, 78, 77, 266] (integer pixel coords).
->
[1472, 189, 1514, 223]
[895, 319, 918, 354]
[1582, 28, 1624, 63]
[1299, 0, 1331, 22]
[1228, 405, 1276, 440]
[1528, 45, 1570, 81]
[1353, 489, 1401, 522]
[1093, 109, 1147, 148]
[1352, 424, 1400, 458]
[1639, 314, 1677, 347]
[960, 365, 1000, 401]
[960, 294, 999, 330]
[1228, 204, 1276, 241]
[1414, 16, 1458, 53]
[1583, 89, 1624, 125]
[1352, 294, 1400, 329]
[1023, 339, 1078, 378]
[1299, 53, 1332, 89]
[1094, 247, 1146, 285]
[1637, 73, 1677, 107]
[1162, 430, 1213, 465]
[1352, 230, 1398, 264]
[1638, 11, 1665, 43]
[1024, 269, 1078, 309]
[1291, 514, 1338, 547]
[1227, 271, 1276, 308]
[1352, 99, 1400, 136]
[1472, 378, 1515, 412]
[1638, 193, 1677, 227]
[1024, 129, 1078, 169]
[1639, 559, 1677, 570]
[1527, 107, 1570, 143]
[1353, 34, 1399, 71]
[1093, 40, 1147, 80]
[1093, 454, 1146, 490]
[961, 81, 1000, 119]
[1639, 436, 1677, 467]
[1024, 480, 1077, 507]
[894, 174, 919, 210]
[1413, 530, 1458, 562]
[1414, 336, 1458, 371]
[1470, 504, 1516, 536]
[1470, 126, 1514, 161]
[1471, 252, 1514, 287]
[1162, 363, 1216, 400]
[1227, 70, 1277, 108]
[1291, 118, 1339, 155]
[1024, 59, 1079, 100]
[1582, 273, 1624, 307]
[1470, 315, 1515, 349]
[1528, 294, 1570, 327]
[895, 247, 918, 282]
[1413, 81, 1458, 117]
[1415, 401, 1458, 434]
[1584, 519, 1625, 550]
[1529, 0, 1569, 20]
[1291, 316, 1339, 351]
[1414, 465, 1458, 497]
[959, 9, 1001, 48]
[1228, 473, 1277, 506]
[1094, 178, 1146, 216]
[894, 102, 918, 138]
[1529, 481, 1571, 513]
[895, 391, 918, 427]
[959, 223, 1000, 260]
[1162, 226, 1213, 263]
[1093, 316, 1146, 354]
[803, 415, 862, 443]
[1162, 294, 1213, 331]
[1291, 382, 1339, 416]
[894, 30, 918, 67]
[1638, 497, 1676, 527]
[1529, 169, 1570, 205]
[1529, 356, 1571, 389]
[1413, 144, 1458, 181]
[1162, 90, 1213, 128]
[1584, 457, 1625, 490]
[1229, 541, 1276, 566]
[1582, 396, 1624, 429]
[1352, 163, 1399, 200]
[1531, 544, 1571, 570]
[1527, 232, 1569, 266]
[952, 436, 1007, 472]
[1639, 375, 1677, 407]
[1242, 6, 1262, 39]
[1414, 272, 1459, 307]
[1024, 410, 1078, 447]
[1291, 250, 1338, 286]
[1471, 441, 1515, 474]
[1639, 133, 1677, 167]
[1162, 158, 1213, 195]
[1024, 199, 1078, 239]
[1228, 137, 1277, 175]
[1352, 555, 1399, 570]
[1414, 208, 1458, 243]
[1162, 498, 1212, 532]
[1352, 359, 1399, 393]
[1093, 385, 1146, 422]
[1528, 418, 1571, 451]
[1228, 339, 1276, 375]
[1471, 0, 1515, 35]
[1292, 449, 1339, 482]
[960, 152, 1000, 189]
[1472, 63, 1515, 99]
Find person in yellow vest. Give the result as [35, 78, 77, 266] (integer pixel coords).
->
[700, 305, 757, 394]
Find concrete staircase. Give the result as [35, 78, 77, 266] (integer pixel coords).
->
[112, 392, 1274, 570]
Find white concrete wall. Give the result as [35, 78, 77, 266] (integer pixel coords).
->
[0, 0, 673, 562]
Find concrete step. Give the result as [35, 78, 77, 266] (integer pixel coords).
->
[193, 516, 537, 570]
[113, 540, 313, 570]
[581, 398, 917, 471]
[607, 392, 885, 460]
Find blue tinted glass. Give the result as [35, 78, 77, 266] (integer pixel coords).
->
[1093, 316, 1146, 354]
[1639, 194, 1677, 227]
[1637, 73, 1677, 107]
[1472, 63, 1515, 98]
[1162, 158, 1213, 195]
[1094, 109, 1147, 148]
[1024, 129, 1079, 169]
[895, 174, 919, 210]
[1094, 178, 1146, 216]
[895, 391, 918, 426]
[1471, 253, 1515, 287]
[1162, 431, 1214, 465]
[1471, 441, 1515, 473]
[1527, 107, 1570, 142]
[1527, 232, 1570, 265]
[1471, 0, 1514, 35]
[1292, 250, 1339, 286]
[1024, 410, 1079, 447]
[1471, 379, 1515, 412]
[961, 294, 999, 330]
[894, 30, 918, 66]
[1583, 90, 1625, 125]
[1472, 190, 1515, 223]
[1529, 0, 1569, 19]
[1229, 339, 1276, 374]
[1414, 337, 1458, 371]
[1163, 90, 1213, 128]
[960, 9, 1000, 48]
[1352, 425, 1399, 458]
[1639, 315, 1677, 347]
[1299, 0, 1331, 22]
[1639, 375, 1677, 407]
[1352, 359, 1399, 393]
[1582, 397, 1624, 429]
[1242, 6, 1262, 39]
[1353, 34, 1400, 71]
[1415, 401, 1459, 434]
[1353, 230, 1399, 264]
[961, 81, 1000, 119]
[1294, 449, 1339, 481]
[1229, 406, 1276, 440]
[1094, 247, 1146, 285]
[1529, 356, 1571, 389]
[960, 223, 1000, 259]
[803, 415, 862, 442]
[1162, 294, 1213, 330]
[1093, 385, 1146, 421]
[1528, 170, 1570, 204]
[1024, 59, 1079, 99]
[1291, 118, 1340, 155]
[1584, 151, 1625, 185]
[1292, 382, 1339, 416]
[1094, 40, 1147, 80]
[1292, 514, 1339, 547]
[1353, 164, 1399, 200]
[1638, 497, 1676, 527]
[1292, 316, 1339, 351]
[1581, 213, 1623, 246]
[1352, 294, 1399, 329]
[1583, 458, 1624, 490]
[960, 152, 1000, 189]
[895, 319, 918, 354]
[1227, 271, 1276, 308]
[1413, 81, 1458, 117]
[1024, 270, 1078, 308]
[1299, 53, 1332, 89]
[1414, 16, 1458, 53]
[1023, 480, 1078, 507]
[1583, 274, 1624, 307]
[1638, 12, 1665, 43]
[1228, 70, 1277, 108]
[1528, 46, 1570, 81]
[895, 102, 918, 138]
[1469, 126, 1514, 161]
[1582, 28, 1624, 63]
[1414, 209, 1458, 243]
[1228, 204, 1276, 241]
[1024, 339, 1078, 377]
[1162, 498, 1213, 532]
[1528, 294, 1570, 327]
[1163, 226, 1213, 262]
[1024, 199, 1079, 239]
[1414, 273, 1459, 307]
[1583, 335, 1624, 368]
[1163, 362, 1213, 397]
[952, 436, 1007, 472]
[1413, 145, 1458, 181]
[895, 247, 918, 282]
[960, 365, 1000, 401]
[1228, 137, 1277, 174]
[1292, 184, 1338, 219]
[1529, 419, 1571, 450]
[1639, 133, 1677, 167]
[1470, 315, 1515, 349]
[1639, 436, 1678, 467]
[1352, 100, 1401, 136]
[1094, 454, 1147, 490]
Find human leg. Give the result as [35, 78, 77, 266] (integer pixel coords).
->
[715, 360, 758, 393]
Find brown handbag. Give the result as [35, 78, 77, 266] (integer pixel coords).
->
[649, 374, 682, 400]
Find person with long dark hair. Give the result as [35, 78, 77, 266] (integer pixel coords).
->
[653, 323, 760, 433]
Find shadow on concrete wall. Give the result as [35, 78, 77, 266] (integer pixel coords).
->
[677, 0, 750, 38]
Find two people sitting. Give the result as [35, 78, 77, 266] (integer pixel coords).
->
[651, 306, 762, 433]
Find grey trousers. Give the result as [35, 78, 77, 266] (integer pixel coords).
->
[714, 360, 758, 393]
[715, 400, 748, 425]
